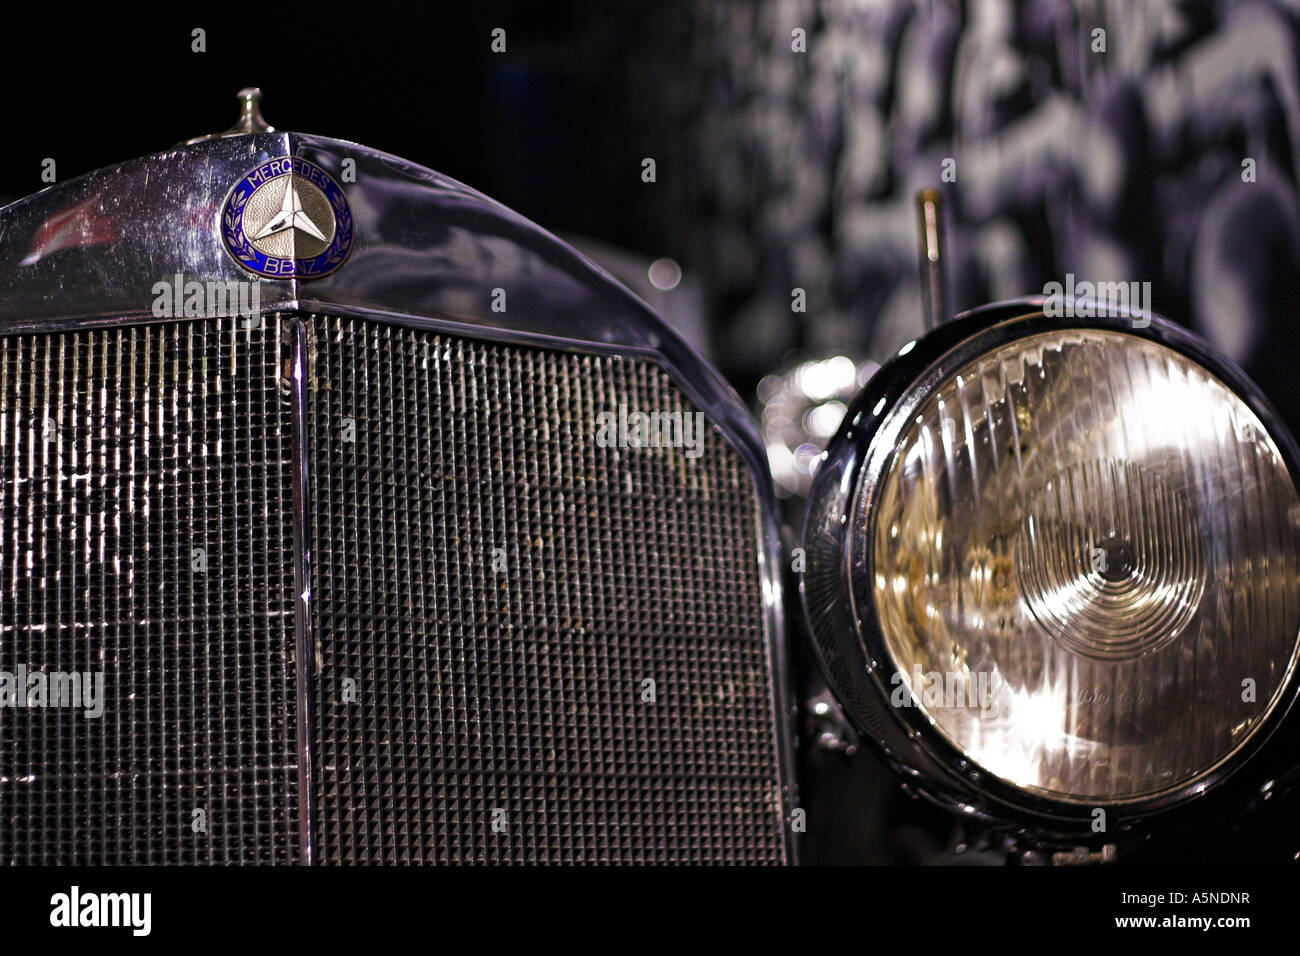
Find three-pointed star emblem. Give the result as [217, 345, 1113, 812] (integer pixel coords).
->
[251, 176, 330, 243]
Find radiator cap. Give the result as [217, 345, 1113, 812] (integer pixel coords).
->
[185, 87, 275, 144]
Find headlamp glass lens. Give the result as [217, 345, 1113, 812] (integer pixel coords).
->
[869, 329, 1300, 802]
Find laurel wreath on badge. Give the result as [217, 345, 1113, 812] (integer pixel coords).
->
[222, 163, 353, 277]
[320, 189, 353, 271]
[224, 187, 260, 267]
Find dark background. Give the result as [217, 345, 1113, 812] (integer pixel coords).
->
[0, 5, 667, 278]
[4, 0, 1300, 863]
[4, 1, 1299, 407]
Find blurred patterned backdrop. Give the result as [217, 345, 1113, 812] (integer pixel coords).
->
[633, 1, 1300, 420]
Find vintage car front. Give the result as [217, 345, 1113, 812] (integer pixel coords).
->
[2, 90, 1299, 870]
[0, 90, 797, 865]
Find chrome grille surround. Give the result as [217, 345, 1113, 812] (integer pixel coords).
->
[0, 129, 798, 864]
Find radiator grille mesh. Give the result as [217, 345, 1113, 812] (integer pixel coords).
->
[0, 312, 785, 865]
[0, 316, 299, 865]
[308, 316, 784, 863]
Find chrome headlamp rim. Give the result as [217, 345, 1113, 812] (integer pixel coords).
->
[802, 297, 1300, 842]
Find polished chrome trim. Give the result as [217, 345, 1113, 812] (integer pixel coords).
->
[803, 295, 1300, 847]
[0, 127, 798, 862]
[914, 189, 947, 330]
[289, 316, 318, 865]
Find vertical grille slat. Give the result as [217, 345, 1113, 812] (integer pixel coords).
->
[0, 316, 299, 865]
[308, 316, 785, 864]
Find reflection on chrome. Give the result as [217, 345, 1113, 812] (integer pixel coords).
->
[760, 354, 877, 498]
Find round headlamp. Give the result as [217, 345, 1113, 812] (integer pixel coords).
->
[802, 300, 1300, 840]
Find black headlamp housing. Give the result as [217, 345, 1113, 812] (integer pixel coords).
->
[800, 297, 1300, 852]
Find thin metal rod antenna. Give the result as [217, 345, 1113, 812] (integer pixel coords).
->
[915, 188, 948, 330]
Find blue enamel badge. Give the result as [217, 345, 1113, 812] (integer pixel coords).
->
[222, 157, 353, 278]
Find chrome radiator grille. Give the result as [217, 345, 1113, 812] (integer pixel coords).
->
[308, 316, 784, 863]
[0, 316, 300, 865]
[0, 312, 786, 864]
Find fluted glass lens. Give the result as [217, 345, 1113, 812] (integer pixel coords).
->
[869, 330, 1300, 802]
